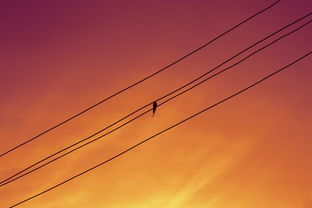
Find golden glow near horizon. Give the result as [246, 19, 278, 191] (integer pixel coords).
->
[0, 0, 311, 207]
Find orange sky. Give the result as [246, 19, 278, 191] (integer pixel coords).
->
[0, 0, 311, 207]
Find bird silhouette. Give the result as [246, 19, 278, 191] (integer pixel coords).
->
[152, 101, 158, 117]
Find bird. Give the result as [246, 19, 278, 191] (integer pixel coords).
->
[152, 101, 158, 117]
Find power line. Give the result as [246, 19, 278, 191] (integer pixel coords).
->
[2, 17, 310, 187]
[3, 11, 310, 186]
[5, 11, 310, 187]
[0, 0, 281, 158]
[8, 50, 312, 208]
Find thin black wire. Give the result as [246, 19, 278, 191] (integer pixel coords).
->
[2, 18, 310, 188]
[2, 11, 309, 186]
[0, 0, 281, 158]
[8, 50, 312, 208]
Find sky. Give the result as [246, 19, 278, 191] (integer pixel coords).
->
[0, 0, 311, 207]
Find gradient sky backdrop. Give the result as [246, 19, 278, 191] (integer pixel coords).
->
[0, 0, 311, 207]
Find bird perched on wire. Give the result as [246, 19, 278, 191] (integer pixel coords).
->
[152, 101, 158, 117]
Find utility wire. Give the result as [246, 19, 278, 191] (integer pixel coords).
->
[2, 11, 310, 186]
[0, 0, 281, 158]
[2, 17, 310, 187]
[8, 50, 312, 208]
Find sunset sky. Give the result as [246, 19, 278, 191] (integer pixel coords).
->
[0, 0, 311, 207]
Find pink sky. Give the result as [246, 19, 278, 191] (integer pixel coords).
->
[0, 0, 311, 207]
